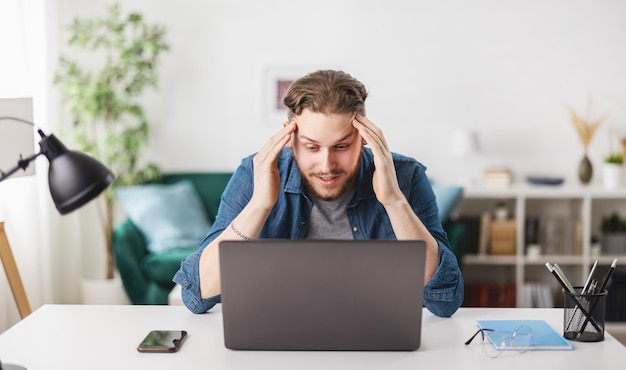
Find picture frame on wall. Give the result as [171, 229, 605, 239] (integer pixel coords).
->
[264, 67, 307, 127]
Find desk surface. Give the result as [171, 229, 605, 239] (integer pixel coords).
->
[1, 305, 624, 370]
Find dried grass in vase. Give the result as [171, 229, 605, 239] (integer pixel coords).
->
[567, 98, 607, 149]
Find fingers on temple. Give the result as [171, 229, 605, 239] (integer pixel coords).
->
[354, 115, 388, 151]
[258, 122, 295, 162]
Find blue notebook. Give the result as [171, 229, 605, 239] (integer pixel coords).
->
[476, 320, 573, 351]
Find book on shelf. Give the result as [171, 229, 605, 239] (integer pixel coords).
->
[463, 282, 516, 307]
[483, 168, 513, 188]
[519, 282, 554, 308]
[539, 215, 582, 255]
[478, 211, 491, 255]
[475, 320, 572, 351]
[524, 216, 540, 246]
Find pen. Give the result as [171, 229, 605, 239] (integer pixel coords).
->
[582, 260, 598, 294]
[552, 263, 575, 293]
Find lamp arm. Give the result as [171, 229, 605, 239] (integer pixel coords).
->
[0, 116, 36, 127]
[0, 151, 43, 183]
[0, 116, 47, 183]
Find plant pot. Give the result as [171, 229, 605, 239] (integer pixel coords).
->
[601, 232, 626, 254]
[494, 207, 508, 221]
[81, 276, 130, 305]
[602, 163, 623, 189]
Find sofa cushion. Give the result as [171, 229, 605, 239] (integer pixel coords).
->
[143, 247, 197, 285]
[115, 180, 211, 253]
[432, 185, 463, 222]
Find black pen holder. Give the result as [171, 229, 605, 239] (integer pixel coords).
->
[563, 287, 607, 342]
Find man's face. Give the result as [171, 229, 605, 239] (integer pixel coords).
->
[288, 109, 362, 201]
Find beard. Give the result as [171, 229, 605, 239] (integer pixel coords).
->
[297, 151, 362, 201]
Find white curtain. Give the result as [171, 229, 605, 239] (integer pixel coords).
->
[0, 0, 52, 333]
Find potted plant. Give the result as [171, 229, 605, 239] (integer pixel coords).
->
[54, 4, 169, 281]
[602, 152, 624, 189]
[601, 212, 626, 254]
[494, 201, 509, 221]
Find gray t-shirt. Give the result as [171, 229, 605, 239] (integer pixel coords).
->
[305, 188, 355, 240]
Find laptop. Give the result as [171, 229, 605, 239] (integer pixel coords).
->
[219, 239, 426, 351]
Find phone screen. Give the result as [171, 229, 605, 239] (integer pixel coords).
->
[137, 330, 187, 353]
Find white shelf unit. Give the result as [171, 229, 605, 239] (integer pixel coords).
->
[459, 183, 626, 304]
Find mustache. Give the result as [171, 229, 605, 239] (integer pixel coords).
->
[310, 172, 344, 177]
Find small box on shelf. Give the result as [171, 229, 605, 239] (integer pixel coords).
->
[490, 220, 516, 255]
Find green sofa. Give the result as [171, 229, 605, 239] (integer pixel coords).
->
[113, 173, 464, 305]
[113, 173, 233, 304]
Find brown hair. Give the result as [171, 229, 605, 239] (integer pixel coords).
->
[283, 70, 368, 122]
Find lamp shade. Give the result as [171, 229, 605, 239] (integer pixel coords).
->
[38, 132, 114, 214]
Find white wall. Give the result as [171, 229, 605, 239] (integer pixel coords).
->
[55, 0, 626, 185]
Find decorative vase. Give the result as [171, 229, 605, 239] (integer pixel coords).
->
[578, 152, 593, 184]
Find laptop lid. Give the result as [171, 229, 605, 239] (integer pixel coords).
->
[219, 239, 426, 351]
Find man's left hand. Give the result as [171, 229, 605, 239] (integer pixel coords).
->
[352, 115, 404, 206]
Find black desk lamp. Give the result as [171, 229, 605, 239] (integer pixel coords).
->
[0, 117, 115, 214]
[0, 117, 114, 370]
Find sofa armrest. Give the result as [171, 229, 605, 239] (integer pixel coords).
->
[113, 219, 150, 304]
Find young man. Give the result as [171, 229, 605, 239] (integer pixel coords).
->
[173, 70, 463, 317]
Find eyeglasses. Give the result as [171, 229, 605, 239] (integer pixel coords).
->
[465, 325, 534, 358]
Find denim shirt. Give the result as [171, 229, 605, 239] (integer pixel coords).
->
[173, 147, 464, 317]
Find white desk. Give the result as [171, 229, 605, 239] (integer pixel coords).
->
[1, 305, 624, 370]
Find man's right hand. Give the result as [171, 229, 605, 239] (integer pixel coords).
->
[198, 121, 296, 300]
[250, 122, 297, 211]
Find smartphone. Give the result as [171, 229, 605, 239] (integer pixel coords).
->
[137, 330, 188, 353]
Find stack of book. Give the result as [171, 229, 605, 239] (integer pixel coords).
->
[483, 168, 513, 188]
